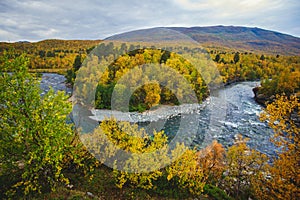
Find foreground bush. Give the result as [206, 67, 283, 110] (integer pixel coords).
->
[0, 51, 96, 198]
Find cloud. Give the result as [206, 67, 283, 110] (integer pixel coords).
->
[0, 29, 21, 41]
[174, 0, 280, 11]
[0, 0, 299, 42]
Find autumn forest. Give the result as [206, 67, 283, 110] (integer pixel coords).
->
[0, 33, 299, 200]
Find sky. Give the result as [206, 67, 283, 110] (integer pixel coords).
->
[0, 0, 299, 42]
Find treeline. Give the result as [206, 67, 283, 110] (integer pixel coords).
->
[70, 42, 300, 111]
[2, 39, 299, 106]
[72, 42, 223, 112]
[208, 49, 300, 83]
[2, 39, 299, 97]
[95, 48, 208, 112]
[0, 39, 101, 71]
[209, 49, 300, 104]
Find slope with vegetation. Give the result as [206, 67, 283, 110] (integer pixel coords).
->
[94, 48, 208, 112]
[70, 41, 300, 110]
[1, 50, 299, 200]
[1, 26, 300, 199]
[0, 39, 101, 73]
[107, 26, 300, 55]
[169, 26, 300, 55]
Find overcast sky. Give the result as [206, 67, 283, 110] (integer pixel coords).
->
[0, 0, 299, 42]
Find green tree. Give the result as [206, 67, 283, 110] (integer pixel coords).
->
[38, 50, 45, 58]
[73, 54, 82, 71]
[233, 52, 240, 64]
[215, 54, 221, 63]
[0, 51, 95, 197]
[66, 54, 83, 85]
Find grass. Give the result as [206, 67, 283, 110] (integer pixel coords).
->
[1, 165, 230, 199]
[5, 165, 214, 200]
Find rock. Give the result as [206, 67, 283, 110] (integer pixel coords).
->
[291, 111, 300, 127]
[252, 86, 259, 97]
[269, 95, 275, 100]
[66, 184, 74, 189]
[90, 103, 203, 123]
[86, 192, 94, 198]
[257, 94, 265, 99]
[252, 87, 267, 105]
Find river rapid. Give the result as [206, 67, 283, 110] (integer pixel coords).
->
[41, 74, 275, 156]
[40, 73, 72, 96]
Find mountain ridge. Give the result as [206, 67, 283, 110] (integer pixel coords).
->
[106, 26, 300, 55]
[2, 26, 300, 55]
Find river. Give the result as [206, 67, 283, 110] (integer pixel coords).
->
[41, 73, 275, 156]
[162, 81, 275, 155]
[40, 73, 72, 96]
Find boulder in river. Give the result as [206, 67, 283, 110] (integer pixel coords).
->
[252, 86, 271, 106]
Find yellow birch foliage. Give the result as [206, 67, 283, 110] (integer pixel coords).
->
[258, 95, 300, 200]
[197, 140, 226, 184]
[223, 135, 268, 199]
[89, 118, 169, 190]
[167, 143, 206, 195]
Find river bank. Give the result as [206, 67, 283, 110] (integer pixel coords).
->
[90, 103, 209, 122]
[87, 81, 275, 155]
[40, 74, 275, 155]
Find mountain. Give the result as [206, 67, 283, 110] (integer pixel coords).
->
[106, 26, 300, 55]
[2, 26, 299, 56]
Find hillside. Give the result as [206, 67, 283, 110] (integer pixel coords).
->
[0, 39, 102, 53]
[1, 26, 299, 71]
[170, 26, 300, 55]
[107, 26, 300, 55]
[0, 39, 101, 72]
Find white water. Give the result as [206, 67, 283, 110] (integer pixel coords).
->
[41, 74, 275, 155]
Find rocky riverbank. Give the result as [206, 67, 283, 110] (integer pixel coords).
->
[90, 102, 209, 123]
[252, 86, 275, 106]
[39, 73, 276, 156]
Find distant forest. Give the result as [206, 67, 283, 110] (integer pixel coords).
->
[1, 39, 299, 107]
